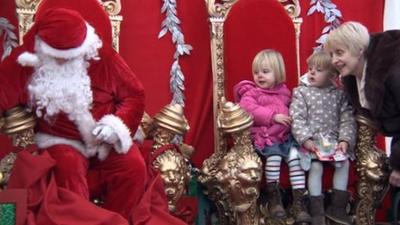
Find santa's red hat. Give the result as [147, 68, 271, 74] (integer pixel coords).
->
[18, 8, 102, 67]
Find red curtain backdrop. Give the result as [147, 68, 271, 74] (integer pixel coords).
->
[0, 0, 385, 168]
[299, 0, 384, 74]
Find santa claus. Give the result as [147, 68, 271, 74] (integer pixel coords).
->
[0, 6, 151, 223]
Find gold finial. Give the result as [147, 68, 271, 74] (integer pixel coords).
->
[153, 104, 190, 135]
[2, 106, 36, 135]
[218, 98, 253, 134]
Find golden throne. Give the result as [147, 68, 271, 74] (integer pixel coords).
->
[199, 0, 390, 225]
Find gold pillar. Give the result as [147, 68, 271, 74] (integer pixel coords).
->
[354, 115, 390, 225]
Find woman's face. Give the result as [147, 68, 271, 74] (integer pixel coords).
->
[329, 45, 362, 78]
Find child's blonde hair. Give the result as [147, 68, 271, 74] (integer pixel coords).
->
[324, 21, 370, 56]
[252, 49, 286, 84]
[307, 51, 338, 77]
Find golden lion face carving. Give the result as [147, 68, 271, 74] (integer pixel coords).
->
[364, 151, 388, 182]
[153, 150, 190, 212]
[216, 151, 262, 212]
[233, 153, 262, 211]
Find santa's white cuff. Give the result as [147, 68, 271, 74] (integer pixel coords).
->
[35, 132, 90, 157]
[97, 114, 133, 154]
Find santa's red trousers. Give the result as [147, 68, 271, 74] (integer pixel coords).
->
[45, 144, 146, 219]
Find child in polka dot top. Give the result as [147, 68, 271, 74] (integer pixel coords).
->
[289, 51, 356, 225]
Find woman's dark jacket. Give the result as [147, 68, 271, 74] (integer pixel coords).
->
[342, 30, 400, 170]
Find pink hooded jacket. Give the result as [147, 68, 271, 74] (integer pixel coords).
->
[234, 80, 291, 150]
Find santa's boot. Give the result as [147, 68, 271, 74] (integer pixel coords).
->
[309, 195, 326, 225]
[291, 188, 311, 224]
[266, 182, 287, 219]
[326, 189, 352, 225]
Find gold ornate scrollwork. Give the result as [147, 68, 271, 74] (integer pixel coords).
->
[207, 0, 238, 18]
[278, 0, 300, 18]
[109, 17, 123, 52]
[278, 0, 302, 78]
[151, 104, 192, 212]
[199, 149, 233, 224]
[15, 0, 41, 8]
[98, 0, 123, 51]
[206, 0, 239, 155]
[100, 0, 121, 15]
[15, 0, 41, 44]
[353, 115, 390, 225]
[0, 152, 17, 189]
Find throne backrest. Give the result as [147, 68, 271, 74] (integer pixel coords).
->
[224, 0, 300, 100]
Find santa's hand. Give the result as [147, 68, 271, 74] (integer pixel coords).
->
[92, 125, 119, 145]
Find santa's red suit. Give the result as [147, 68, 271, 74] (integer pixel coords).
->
[0, 4, 186, 225]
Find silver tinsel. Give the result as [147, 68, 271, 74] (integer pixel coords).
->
[307, 0, 342, 51]
[0, 17, 18, 61]
[159, 0, 193, 106]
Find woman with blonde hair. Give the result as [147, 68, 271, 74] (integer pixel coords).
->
[325, 21, 400, 188]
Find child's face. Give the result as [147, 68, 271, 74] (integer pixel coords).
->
[253, 66, 276, 89]
[307, 65, 333, 88]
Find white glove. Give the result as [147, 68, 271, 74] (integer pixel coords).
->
[92, 124, 119, 145]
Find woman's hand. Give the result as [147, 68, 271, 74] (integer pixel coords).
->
[273, 114, 292, 126]
[389, 170, 400, 187]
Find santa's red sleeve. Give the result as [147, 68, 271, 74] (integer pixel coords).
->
[0, 47, 31, 113]
[90, 46, 145, 153]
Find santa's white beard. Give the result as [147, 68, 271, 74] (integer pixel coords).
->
[28, 53, 93, 122]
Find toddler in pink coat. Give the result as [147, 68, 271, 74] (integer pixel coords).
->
[234, 49, 310, 223]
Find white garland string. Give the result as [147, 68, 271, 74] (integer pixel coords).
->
[159, 0, 193, 106]
[0, 17, 18, 61]
[307, 0, 342, 51]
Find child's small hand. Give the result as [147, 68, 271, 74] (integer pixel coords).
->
[335, 141, 349, 154]
[303, 139, 319, 152]
[273, 114, 292, 126]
